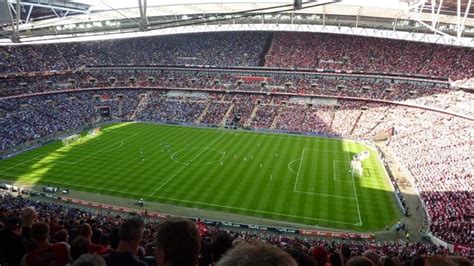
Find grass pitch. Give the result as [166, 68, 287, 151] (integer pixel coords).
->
[0, 122, 400, 231]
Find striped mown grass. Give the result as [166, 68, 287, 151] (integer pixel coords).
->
[0, 122, 400, 231]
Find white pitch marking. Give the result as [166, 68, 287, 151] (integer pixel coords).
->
[350, 164, 363, 226]
[149, 133, 226, 196]
[293, 148, 306, 192]
[333, 160, 355, 184]
[151, 195, 362, 226]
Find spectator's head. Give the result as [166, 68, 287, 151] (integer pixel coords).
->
[410, 256, 425, 266]
[312, 246, 328, 266]
[73, 253, 106, 266]
[71, 236, 91, 261]
[117, 216, 145, 254]
[347, 256, 375, 266]
[285, 248, 318, 266]
[425, 256, 457, 266]
[3, 216, 23, 235]
[380, 256, 395, 266]
[78, 223, 93, 241]
[216, 243, 297, 266]
[329, 252, 343, 266]
[31, 222, 50, 246]
[53, 228, 69, 243]
[155, 218, 201, 266]
[446, 256, 472, 266]
[108, 228, 120, 250]
[363, 250, 379, 266]
[20, 207, 37, 227]
[341, 245, 352, 263]
[211, 232, 234, 263]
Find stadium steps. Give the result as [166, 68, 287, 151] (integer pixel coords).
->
[196, 102, 210, 124]
[130, 92, 150, 120]
[329, 107, 336, 131]
[349, 111, 364, 136]
[244, 104, 259, 127]
[366, 107, 390, 136]
[417, 45, 437, 74]
[270, 105, 285, 129]
[259, 32, 274, 66]
[219, 103, 234, 126]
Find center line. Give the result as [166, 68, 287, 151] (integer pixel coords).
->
[149, 133, 225, 196]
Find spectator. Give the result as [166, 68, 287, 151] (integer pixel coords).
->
[20, 207, 37, 251]
[71, 237, 92, 261]
[74, 253, 107, 266]
[154, 218, 201, 266]
[78, 223, 108, 254]
[285, 248, 318, 266]
[0, 216, 26, 266]
[103, 217, 147, 266]
[347, 256, 376, 266]
[216, 243, 297, 266]
[20, 221, 71, 266]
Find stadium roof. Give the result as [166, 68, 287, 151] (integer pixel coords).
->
[0, 0, 473, 46]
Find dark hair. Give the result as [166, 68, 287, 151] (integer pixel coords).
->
[31, 222, 49, 242]
[446, 256, 472, 266]
[211, 232, 234, 263]
[71, 236, 91, 261]
[341, 245, 352, 262]
[216, 243, 297, 266]
[409, 256, 425, 266]
[53, 229, 69, 243]
[120, 217, 144, 242]
[329, 252, 343, 266]
[155, 218, 201, 266]
[347, 256, 375, 266]
[108, 228, 120, 250]
[77, 223, 92, 238]
[425, 256, 457, 266]
[285, 248, 318, 266]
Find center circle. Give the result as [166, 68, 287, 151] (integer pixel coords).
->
[170, 147, 225, 165]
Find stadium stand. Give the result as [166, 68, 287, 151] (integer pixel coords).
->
[0, 30, 472, 264]
[1, 192, 472, 266]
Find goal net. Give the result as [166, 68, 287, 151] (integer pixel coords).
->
[351, 150, 369, 177]
[62, 134, 81, 146]
[351, 160, 363, 177]
[88, 127, 101, 136]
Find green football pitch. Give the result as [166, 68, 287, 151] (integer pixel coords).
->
[0, 122, 400, 231]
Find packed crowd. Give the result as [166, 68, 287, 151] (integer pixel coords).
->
[1, 32, 473, 81]
[0, 89, 144, 151]
[1, 193, 471, 266]
[1, 89, 472, 248]
[265, 32, 473, 80]
[3, 69, 472, 117]
[0, 32, 269, 73]
[386, 114, 472, 245]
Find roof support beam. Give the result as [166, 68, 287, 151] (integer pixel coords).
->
[457, 0, 461, 38]
[137, 0, 148, 31]
[461, 0, 472, 37]
[7, 0, 19, 42]
[25, 5, 33, 24]
[7, 0, 88, 14]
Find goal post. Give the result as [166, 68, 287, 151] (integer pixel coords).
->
[351, 160, 363, 177]
[62, 134, 81, 146]
[351, 150, 369, 178]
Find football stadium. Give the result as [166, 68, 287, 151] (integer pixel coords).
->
[0, 0, 472, 265]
